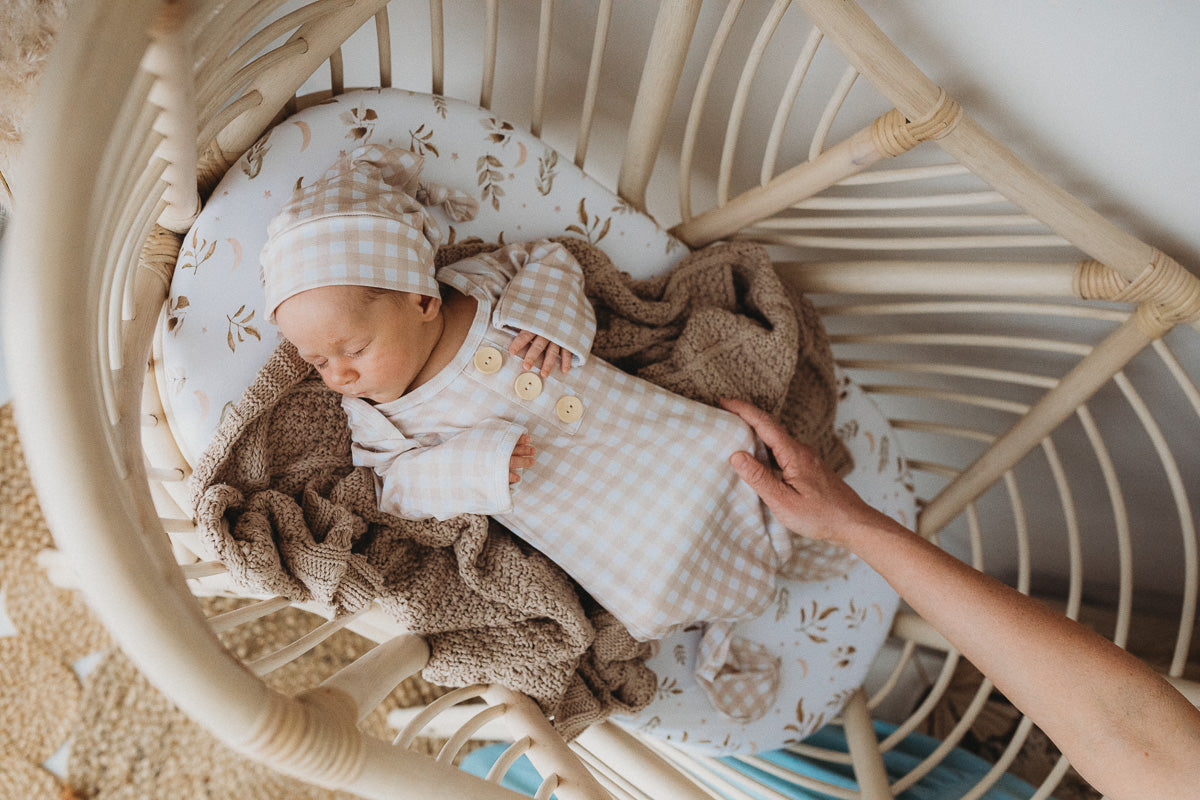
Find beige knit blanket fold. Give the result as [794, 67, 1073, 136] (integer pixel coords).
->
[190, 237, 846, 740]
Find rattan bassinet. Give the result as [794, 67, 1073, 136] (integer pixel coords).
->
[4, 1, 1198, 798]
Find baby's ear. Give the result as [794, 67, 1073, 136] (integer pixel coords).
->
[410, 291, 441, 320]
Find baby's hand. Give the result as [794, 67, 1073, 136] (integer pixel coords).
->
[510, 331, 573, 376]
[509, 433, 535, 484]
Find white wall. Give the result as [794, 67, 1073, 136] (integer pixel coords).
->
[656, 0, 1200, 269]
[862, 0, 1200, 270]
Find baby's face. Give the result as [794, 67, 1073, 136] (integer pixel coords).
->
[276, 285, 441, 403]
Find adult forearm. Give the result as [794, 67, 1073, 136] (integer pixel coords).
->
[721, 397, 1200, 798]
[841, 514, 1200, 800]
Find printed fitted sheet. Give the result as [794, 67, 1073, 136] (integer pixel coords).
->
[162, 88, 914, 753]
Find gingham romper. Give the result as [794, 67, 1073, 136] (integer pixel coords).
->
[343, 241, 793, 704]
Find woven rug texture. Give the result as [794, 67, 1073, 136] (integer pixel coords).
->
[0, 403, 452, 799]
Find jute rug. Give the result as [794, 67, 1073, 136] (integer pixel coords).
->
[0, 403, 453, 799]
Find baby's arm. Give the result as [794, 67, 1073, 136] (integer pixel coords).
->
[350, 417, 530, 520]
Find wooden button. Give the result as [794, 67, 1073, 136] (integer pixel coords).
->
[473, 346, 503, 374]
[555, 395, 583, 423]
[514, 372, 543, 400]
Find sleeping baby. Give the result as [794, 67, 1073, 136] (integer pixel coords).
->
[261, 144, 798, 717]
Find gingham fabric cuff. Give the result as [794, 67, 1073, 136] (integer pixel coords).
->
[492, 243, 596, 366]
[373, 419, 527, 521]
[694, 622, 782, 723]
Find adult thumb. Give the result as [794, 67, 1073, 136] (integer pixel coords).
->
[730, 451, 775, 494]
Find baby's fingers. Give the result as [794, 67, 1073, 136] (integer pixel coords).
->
[509, 330, 537, 354]
[539, 343, 562, 376]
[509, 435, 536, 483]
[515, 336, 548, 371]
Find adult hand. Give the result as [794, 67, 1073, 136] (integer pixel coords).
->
[721, 398, 891, 543]
[723, 406, 1200, 800]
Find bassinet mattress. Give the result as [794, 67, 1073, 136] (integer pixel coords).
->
[161, 89, 914, 754]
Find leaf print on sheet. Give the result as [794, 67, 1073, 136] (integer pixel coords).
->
[166, 295, 189, 335]
[843, 598, 867, 631]
[794, 600, 837, 644]
[783, 698, 826, 744]
[673, 643, 688, 666]
[565, 198, 611, 245]
[242, 136, 271, 179]
[226, 305, 261, 353]
[611, 195, 637, 216]
[477, 154, 505, 211]
[831, 644, 856, 669]
[432, 94, 448, 119]
[826, 688, 856, 711]
[775, 586, 791, 622]
[635, 716, 662, 736]
[536, 147, 559, 196]
[656, 676, 684, 702]
[179, 228, 217, 274]
[409, 124, 439, 157]
[481, 116, 514, 146]
[342, 105, 378, 143]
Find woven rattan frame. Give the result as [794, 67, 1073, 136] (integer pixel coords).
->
[4, 2, 1197, 798]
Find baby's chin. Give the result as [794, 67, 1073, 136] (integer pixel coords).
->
[355, 389, 403, 405]
[329, 386, 376, 403]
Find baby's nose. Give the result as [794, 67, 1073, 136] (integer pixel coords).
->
[327, 362, 357, 389]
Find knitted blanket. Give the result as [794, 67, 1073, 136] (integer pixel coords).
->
[190, 237, 845, 739]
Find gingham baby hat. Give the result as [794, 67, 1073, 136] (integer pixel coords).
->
[260, 143, 479, 319]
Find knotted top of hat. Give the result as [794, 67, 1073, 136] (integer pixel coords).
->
[260, 144, 479, 319]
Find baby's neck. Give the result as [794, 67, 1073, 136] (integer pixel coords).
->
[408, 287, 476, 392]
